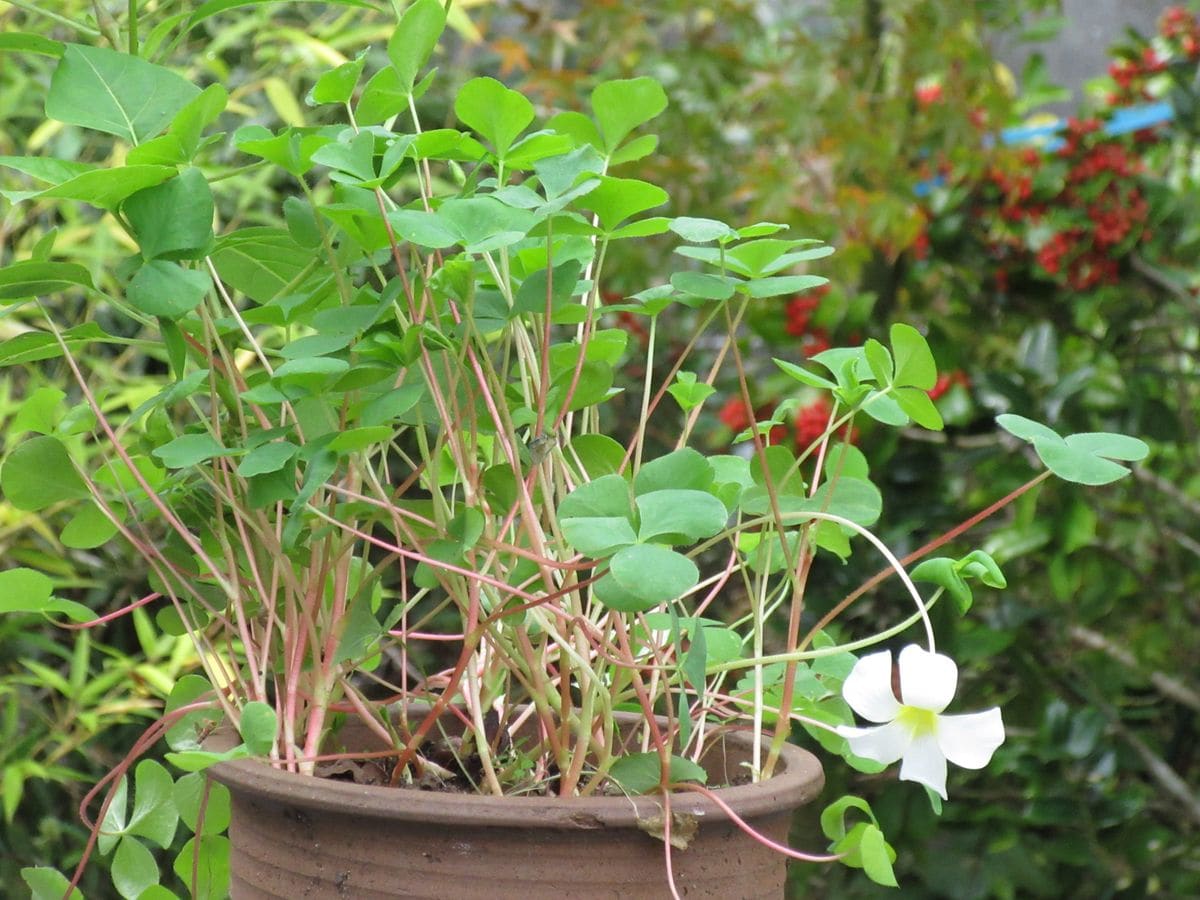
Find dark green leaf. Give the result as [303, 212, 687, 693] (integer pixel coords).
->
[127, 261, 210, 319]
[607, 544, 698, 607]
[123, 168, 214, 260]
[1, 435, 88, 510]
[607, 752, 707, 795]
[0, 260, 93, 301]
[46, 44, 200, 144]
[387, 0, 446, 95]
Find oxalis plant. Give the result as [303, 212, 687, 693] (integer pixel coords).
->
[0, 2, 1149, 897]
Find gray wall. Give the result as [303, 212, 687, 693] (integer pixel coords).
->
[1002, 0, 1176, 109]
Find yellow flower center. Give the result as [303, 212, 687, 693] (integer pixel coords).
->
[895, 705, 939, 737]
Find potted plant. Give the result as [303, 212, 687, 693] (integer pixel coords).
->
[0, 2, 1148, 897]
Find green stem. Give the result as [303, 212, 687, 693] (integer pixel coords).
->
[128, 0, 139, 55]
[6, 0, 102, 36]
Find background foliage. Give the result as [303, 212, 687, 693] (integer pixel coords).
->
[1, 0, 1196, 897]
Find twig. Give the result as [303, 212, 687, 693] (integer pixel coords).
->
[1068, 625, 1200, 714]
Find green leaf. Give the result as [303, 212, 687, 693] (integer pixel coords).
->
[608, 133, 659, 166]
[387, 0, 447, 95]
[605, 544, 699, 609]
[21, 867, 82, 900]
[0, 155, 95, 189]
[151, 434, 237, 469]
[113, 836, 158, 899]
[997, 415, 1148, 485]
[0, 33, 64, 57]
[168, 84, 228, 160]
[859, 824, 899, 887]
[0, 260, 93, 301]
[577, 176, 668, 232]
[0, 576, 93, 622]
[0, 568, 53, 610]
[308, 51, 367, 106]
[164, 747, 249, 773]
[773, 357, 836, 390]
[61, 502, 120, 550]
[18, 166, 178, 209]
[127, 261, 211, 319]
[1032, 438, 1133, 485]
[210, 228, 328, 304]
[590, 77, 668, 154]
[820, 795, 878, 843]
[172, 834, 230, 900]
[512, 260, 582, 316]
[238, 702, 276, 756]
[234, 126, 330, 177]
[174, 774, 231, 836]
[127, 761, 178, 850]
[911, 558, 973, 614]
[669, 216, 736, 244]
[437, 197, 537, 253]
[1, 435, 88, 510]
[633, 448, 713, 495]
[863, 339, 893, 386]
[163, 677, 220, 755]
[236, 442, 298, 478]
[568, 434, 627, 480]
[354, 67, 408, 126]
[47, 44, 200, 144]
[893, 386, 944, 431]
[560, 516, 638, 557]
[890, 323, 937, 390]
[455, 77, 534, 160]
[12, 386, 65, 435]
[636, 489, 729, 543]
[272, 357, 350, 397]
[666, 372, 716, 411]
[386, 209, 460, 249]
[608, 752, 707, 795]
[123, 169, 214, 260]
[670, 271, 736, 301]
[558, 474, 632, 519]
[742, 275, 828, 298]
[994, 413, 1059, 444]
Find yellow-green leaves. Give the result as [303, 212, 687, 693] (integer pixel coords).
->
[455, 76, 535, 162]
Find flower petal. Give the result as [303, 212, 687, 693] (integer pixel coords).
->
[897, 644, 958, 713]
[842, 649, 901, 723]
[839, 720, 910, 766]
[899, 731, 948, 799]
[937, 708, 1005, 769]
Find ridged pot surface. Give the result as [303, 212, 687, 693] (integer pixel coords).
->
[208, 711, 824, 899]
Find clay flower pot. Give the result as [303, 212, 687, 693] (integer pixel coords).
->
[208, 711, 824, 899]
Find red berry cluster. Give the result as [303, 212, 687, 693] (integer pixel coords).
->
[949, 113, 1154, 293]
[783, 285, 833, 357]
[927, 370, 969, 402]
[1109, 7, 1200, 106]
[793, 398, 832, 450]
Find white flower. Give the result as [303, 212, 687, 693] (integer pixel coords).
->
[837, 644, 1004, 799]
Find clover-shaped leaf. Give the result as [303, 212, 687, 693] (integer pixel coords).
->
[997, 414, 1148, 485]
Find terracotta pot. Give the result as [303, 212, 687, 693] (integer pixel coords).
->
[208, 710, 824, 899]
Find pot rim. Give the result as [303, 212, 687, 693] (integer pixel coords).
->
[208, 713, 825, 829]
